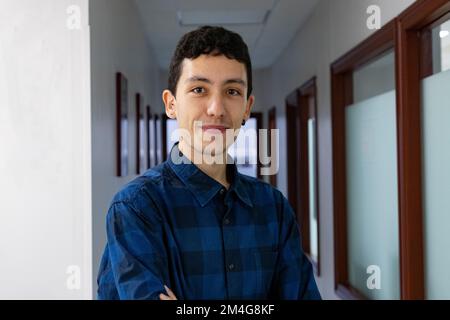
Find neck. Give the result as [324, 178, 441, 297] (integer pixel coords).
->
[178, 141, 230, 189]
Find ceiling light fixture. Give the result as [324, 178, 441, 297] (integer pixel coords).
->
[177, 10, 271, 26]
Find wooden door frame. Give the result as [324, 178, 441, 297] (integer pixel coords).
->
[286, 90, 301, 228]
[146, 105, 151, 169]
[161, 114, 168, 162]
[331, 0, 450, 299]
[396, 0, 450, 300]
[285, 79, 321, 276]
[135, 93, 142, 174]
[331, 20, 396, 300]
[250, 112, 263, 179]
[268, 107, 277, 187]
[298, 77, 321, 277]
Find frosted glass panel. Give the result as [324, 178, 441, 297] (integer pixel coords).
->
[149, 117, 155, 167]
[308, 119, 318, 261]
[166, 119, 178, 159]
[431, 20, 450, 74]
[345, 90, 400, 299]
[352, 51, 395, 104]
[156, 118, 162, 164]
[229, 118, 258, 178]
[422, 69, 450, 299]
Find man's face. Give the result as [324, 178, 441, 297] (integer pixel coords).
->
[163, 54, 254, 157]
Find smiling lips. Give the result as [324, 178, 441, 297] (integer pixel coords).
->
[201, 124, 229, 133]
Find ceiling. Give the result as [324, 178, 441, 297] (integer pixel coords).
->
[133, 0, 319, 70]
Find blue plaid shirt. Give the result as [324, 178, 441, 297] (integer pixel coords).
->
[97, 143, 321, 300]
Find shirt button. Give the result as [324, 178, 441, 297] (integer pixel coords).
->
[220, 188, 225, 195]
[228, 263, 235, 270]
[223, 218, 230, 225]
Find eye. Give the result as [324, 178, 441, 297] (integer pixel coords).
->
[227, 88, 241, 96]
[192, 87, 205, 94]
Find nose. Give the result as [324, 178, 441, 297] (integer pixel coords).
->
[206, 93, 225, 118]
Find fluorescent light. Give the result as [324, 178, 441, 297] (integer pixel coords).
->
[177, 10, 270, 26]
[440, 30, 449, 38]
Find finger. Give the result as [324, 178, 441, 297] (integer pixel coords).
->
[164, 285, 177, 300]
[159, 293, 170, 300]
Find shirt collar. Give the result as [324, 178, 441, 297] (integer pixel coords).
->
[167, 142, 253, 208]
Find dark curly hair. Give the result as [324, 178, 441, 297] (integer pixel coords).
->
[168, 26, 253, 99]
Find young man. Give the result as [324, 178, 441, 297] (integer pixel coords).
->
[97, 26, 321, 300]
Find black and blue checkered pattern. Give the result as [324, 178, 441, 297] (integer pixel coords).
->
[97, 143, 321, 300]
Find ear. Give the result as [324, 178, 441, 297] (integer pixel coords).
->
[162, 89, 177, 119]
[243, 95, 255, 121]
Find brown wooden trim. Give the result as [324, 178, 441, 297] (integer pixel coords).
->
[268, 107, 277, 187]
[298, 77, 316, 96]
[395, 0, 450, 300]
[420, 29, 433, 79]
[286, 91, 300, 223]
[424, 10, 450, 31]
[135, 93, 141, 174]
[331, 20, 396, 74]
[396, 17, 425, 301]
[250, 112, 263, 179]
[331, 19, 397, 300]
[298, 77, 321, 277]
[116, 73, 122, 177]
[285, 80, 322, 277]
[154, 114, 159, 165]
[146, 106, 151, 169]
[116, 72, 128, 177]
[332, 1, 450, 298]
[161, 114, 168, 162]
[331, 70, 354, 298]
[398, 0, 450, 30]
[298, 85, 311, 265]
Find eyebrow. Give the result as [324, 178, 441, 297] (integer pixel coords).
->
[185, 76, 247, 87]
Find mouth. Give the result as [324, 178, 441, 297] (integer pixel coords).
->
[201, 124, 229, 133]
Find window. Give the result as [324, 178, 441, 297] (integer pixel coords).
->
[285, 78, 321, 276]
[299, 78, 321, 276]
[165, 117, 178, 160]
[432, 19, 450, 74]
[331, 20, 398, 300]
[228, 112, 262, 178]
[396, 0, 450, 299]
[332, 0, 450, 300]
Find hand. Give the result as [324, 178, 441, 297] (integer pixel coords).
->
[159, 285, 177, 300]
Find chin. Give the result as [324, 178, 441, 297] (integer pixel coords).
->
[199, 140, 228, 155]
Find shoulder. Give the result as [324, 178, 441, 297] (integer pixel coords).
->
[108, 162, 176, 216]
[238, 173, 288, 207]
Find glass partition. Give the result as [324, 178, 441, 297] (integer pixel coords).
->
[423, 18, 450, 299]
[345, 50, 400, 299]
[345, 90, 400, 299]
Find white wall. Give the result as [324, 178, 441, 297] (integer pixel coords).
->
[0, 0, 92, 299]
[265, 0, 416, 299]
[89, 0, 161, 298]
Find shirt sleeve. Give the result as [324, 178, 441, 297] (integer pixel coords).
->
[271, 192, 322, 300]
[105, 200, 170, 300]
